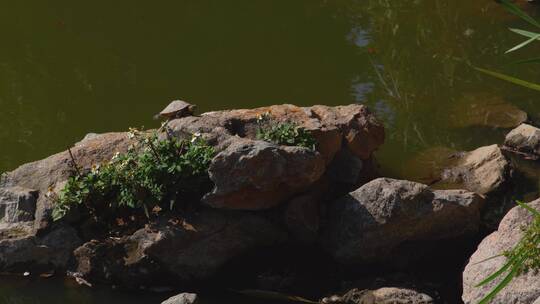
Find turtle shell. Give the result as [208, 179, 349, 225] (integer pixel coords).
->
[158, 100, 195, 118]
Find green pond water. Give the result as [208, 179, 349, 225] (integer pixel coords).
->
[1, 1, 540, 303]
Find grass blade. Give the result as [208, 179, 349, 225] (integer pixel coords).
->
[506, 33, 540, 53]
[498, 0, 540, 29]
[477, 255, 525, 304]
[475, 254, 518, 287]
[509, 28, 540, 39]
[512, 57, 540, 65]
[516, 200, 540, 217]
[474, 66, 540, 92]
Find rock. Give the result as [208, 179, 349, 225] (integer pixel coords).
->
[167, 104, 384, 210]
[449, 93, 527, 129]
[162, 293, 199, 304]
[203, 139, 326, 210]
[503, 123, 540, 159]
[535, 296, 540, 304]
[0, 224, 81, 271]
[73, 209, 286, 286]
[0, 186, 38, 225]
[462, 199, 540, 304]
[1, 132, 135, 231]
[433, 145, 510, 196]
[321, 287, 434, 304]
[284, 191, 322, 243]
[323, 178, 484, 265]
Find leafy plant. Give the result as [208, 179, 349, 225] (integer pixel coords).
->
[52, 130, 215, 221]
[476, 201, 540, 304]
[256, 114, 317, 150]
[475, 0, 540, 92]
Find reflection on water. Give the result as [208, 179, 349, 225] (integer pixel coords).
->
[1, 0, 540, 302]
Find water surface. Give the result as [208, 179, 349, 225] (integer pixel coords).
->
[1, 1, 540, 303]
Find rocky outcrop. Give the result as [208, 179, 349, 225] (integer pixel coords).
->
[0, 104, 385, 289]
[162, 293, 199, 304]
[321, 287, 434, 304]
[167, 104, 384, 210]
[504, 123, 540, 159]
[462, 199, 540, 304]
[323, 178, 484, 265]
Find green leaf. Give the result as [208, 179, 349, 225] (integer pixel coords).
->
[474, 66, 540, 92]
[498, 0, 540, 29]
[509, 28, 540, 39]
[506, 33, 540, 53]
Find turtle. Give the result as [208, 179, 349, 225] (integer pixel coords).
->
[154, 100, 197, 120]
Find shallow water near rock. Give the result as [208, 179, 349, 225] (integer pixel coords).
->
[1, 0, 540, 303]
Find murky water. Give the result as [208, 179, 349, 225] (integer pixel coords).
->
[1, 0, 539, 303]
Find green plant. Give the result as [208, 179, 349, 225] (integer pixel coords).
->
[476, 201, 540, 304]
[256, 114, 317, 150]
[475, 0, 540, 92]
[52, 130, 215, 221]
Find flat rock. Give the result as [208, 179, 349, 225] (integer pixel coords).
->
[162, 293, 199, 304]
[322, 287, 434, 304]
[433, 145, 510, 196]
[504, 123, 540, 159]
[323, 178, 484, 265]
[449, 94, 527, 129]
[462, 199, 540, 304]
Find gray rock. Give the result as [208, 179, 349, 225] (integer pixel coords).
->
[504, 123, 540, 159]
[321, 287, 434, 304]
[0, 186, 37, 224]
[203, 139, 326, 210]
[462, 199, 540, 304]
[1, 132, 135, 231]
[0, 225, 81, 270]
[162, 293, 199, 304]
[323, 178, 484, 265]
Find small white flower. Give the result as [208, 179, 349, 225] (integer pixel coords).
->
[91, 164, 100, 173]
[111, 151, 120, 161]
[191, 132, 202, 143]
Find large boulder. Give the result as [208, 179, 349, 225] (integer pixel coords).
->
[1, 132, 135, 231]
[462, 199, 540, 304]
[203, 139, 325, 210]
[323, 178, 484, 265]
[73, 208, 287, 287]
[503, 123, 540, 160]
